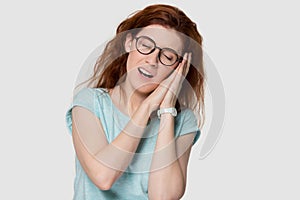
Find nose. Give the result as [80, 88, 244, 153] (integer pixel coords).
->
[145, 48, 160, 67]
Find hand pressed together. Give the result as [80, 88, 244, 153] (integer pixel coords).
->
[144, 52, 192, 112]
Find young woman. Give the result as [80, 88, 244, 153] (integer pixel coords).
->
[66, 4, 205, 200]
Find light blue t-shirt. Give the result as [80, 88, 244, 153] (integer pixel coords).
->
[65, 87, 200, 200]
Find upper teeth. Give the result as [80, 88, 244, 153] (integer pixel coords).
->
[139, 68, 152, 76]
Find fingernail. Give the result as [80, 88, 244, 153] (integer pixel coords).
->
[184, 53, 188, 60]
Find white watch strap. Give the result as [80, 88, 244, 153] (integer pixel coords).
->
[157, 107, 177, 119]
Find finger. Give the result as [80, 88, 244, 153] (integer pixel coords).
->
[182, 52, 191, 75]
[166, 53, 187, 94]
[154, 53, 188, 98]
[174, 53, 187, 78]
[181, 53, 188, 75]
[155, 71, 176, 94]
[161, 58, 183, 87]
[185, 52, 192, 77]
[177, 53, 188, 79]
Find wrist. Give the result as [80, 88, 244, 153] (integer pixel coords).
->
[160, 104, 175, 109]
[143, 99, 160, 114]
[139, 100, 155, 117]
[160, 101, 176, 109]
[157, 107, 177, 119]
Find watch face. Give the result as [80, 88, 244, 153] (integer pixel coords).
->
[171, 108, 177, 116]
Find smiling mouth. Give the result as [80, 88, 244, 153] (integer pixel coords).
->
[138, 67, 154, 78]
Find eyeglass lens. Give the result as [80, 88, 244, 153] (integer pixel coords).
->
[135, 36, 180, 66]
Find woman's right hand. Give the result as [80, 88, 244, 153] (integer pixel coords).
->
[143, 53, 190, 114]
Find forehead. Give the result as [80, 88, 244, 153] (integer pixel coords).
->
[136, 25, 183, 54]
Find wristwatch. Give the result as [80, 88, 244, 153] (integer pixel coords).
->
[157, 107, 177, 119]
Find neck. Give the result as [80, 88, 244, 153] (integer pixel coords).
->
[113, 82, 148, 116]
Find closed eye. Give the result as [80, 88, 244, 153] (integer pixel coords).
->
[162, 53, 174, 61]
[142, 44, 152, 49]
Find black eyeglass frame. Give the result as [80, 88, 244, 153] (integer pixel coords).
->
[134, 36, 183, 66]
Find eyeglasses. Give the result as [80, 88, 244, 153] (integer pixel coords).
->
[134, 36, 183, 66]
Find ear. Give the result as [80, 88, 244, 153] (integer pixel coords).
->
[124, 33, 133, 53]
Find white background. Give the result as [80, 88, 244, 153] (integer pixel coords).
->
[0, 0, 299, 199]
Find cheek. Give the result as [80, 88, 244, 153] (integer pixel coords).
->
[126, 51, 143, 70]
[126, 54, 135, 72]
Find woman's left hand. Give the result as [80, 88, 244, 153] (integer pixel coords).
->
[160, 52, 192, 108]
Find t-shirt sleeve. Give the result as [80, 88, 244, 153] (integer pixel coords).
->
[175, 109, 201, 145]
[65, 88, 97, 136]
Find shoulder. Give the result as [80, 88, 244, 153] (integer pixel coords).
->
[94, 88, 110, 98]
[70, 87, 110, 116]
[73, 87, 109, 101]
[65, 87, 109, 135]
[74, 87, 108, 96]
